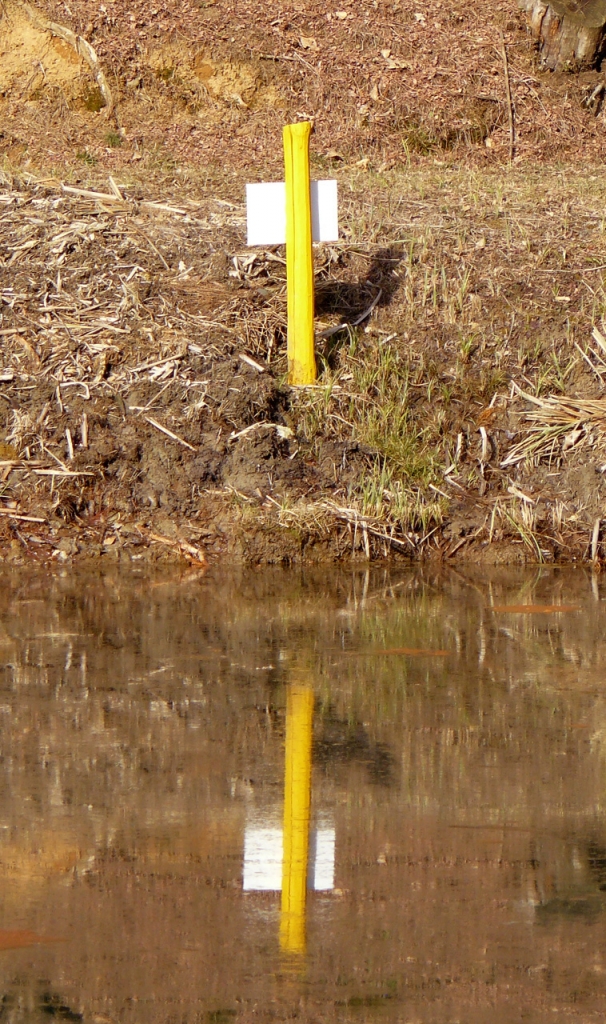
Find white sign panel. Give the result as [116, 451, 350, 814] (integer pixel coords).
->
[312, 827, 336, 891]
[246, 180, 339, 247]
[243, 826, 283, 891]
[242, 823, 336, 892]
[311, 181, 339, 245]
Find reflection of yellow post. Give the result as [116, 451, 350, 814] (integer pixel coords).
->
[283, 122, 316, 386]
[280, 685, 314, 954]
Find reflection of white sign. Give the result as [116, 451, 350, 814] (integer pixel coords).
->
[246, 181, 339, 247]
[310, 827, 336, 891]
[243, 824, 335, 892]
[243, 827, 283, 891]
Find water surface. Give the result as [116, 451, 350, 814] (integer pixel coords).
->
[0, 566, 605, 1023]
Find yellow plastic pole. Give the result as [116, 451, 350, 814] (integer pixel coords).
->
[280, 684, 314, 954]
[283, 122, 317, 386]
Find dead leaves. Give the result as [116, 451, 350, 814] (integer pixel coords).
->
[378, 48, 409, 71]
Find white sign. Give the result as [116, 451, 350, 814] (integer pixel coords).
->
[311, 826, 336, 891]
[246, 180, 339, 247]
[243, 826, 283, 891]
[242, 823, 336, 892]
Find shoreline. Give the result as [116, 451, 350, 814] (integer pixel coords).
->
[2, 167, 606, 568]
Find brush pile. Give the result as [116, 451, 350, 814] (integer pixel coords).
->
[0, 172, 392, 564]
[503, 388, 606, 467]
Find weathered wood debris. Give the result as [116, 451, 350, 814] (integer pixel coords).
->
[519, 0, 606, 69]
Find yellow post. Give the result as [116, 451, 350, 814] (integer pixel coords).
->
[280, 684, 314, 954]
[283, 122, 316, 386]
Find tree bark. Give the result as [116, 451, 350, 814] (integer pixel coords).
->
[519, 0, 606, 69]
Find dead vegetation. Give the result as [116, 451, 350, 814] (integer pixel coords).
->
[4, 0, 606, 562]
[2, 158, 606, 564]
[4, 0, 606, 177]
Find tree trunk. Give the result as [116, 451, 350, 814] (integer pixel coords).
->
[519, 0, 606, 69]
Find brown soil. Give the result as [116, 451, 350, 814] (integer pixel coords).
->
[4, 0, 606, 566]
[0, 347, 374, 565]
[4, 0, 606, 173]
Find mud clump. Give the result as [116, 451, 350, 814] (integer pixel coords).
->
[124, 359, 305, 508]
[0, 354, 374, 567]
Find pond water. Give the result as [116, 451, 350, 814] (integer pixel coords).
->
[0, 565, 606, 1023]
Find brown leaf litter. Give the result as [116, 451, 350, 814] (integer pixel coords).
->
[4, 0, 606, 176]
[0, 174, 384, 565]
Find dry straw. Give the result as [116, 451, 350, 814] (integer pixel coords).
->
[502, 384, 606, 467]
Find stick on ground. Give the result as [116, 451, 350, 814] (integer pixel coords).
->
[500, 33, 515, 164]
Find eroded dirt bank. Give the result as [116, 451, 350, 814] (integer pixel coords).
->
[4, 166, 606, 567]
[1, 342, 379, 566]
[4, 1, 606, 565]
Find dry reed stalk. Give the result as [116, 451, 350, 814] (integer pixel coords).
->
[500, 33, 515, 164]
[276, 498, 417, 554]
[502, 388, 606, 467]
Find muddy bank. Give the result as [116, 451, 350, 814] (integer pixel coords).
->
[0, 350, 378, 565]
[0, 339, 601, 567]
[6, 0, 606, 564]
[3, 171, 606, 567]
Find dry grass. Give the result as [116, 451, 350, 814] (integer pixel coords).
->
[3, 157, 606, 560]
[502, 388, 606, 469]
[0, 171, 264, 384]
[281, 163, 606, 556]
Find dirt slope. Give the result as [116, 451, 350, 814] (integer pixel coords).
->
[2, 0, 606, 176]
[3, 0, 606, 566]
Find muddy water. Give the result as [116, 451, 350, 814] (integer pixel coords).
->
[2, 567, 606, 1022]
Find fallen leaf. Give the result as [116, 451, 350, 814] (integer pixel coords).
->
[230, 91, 248, 109]
[383, 55, 409, 70]
[300, 36, 318, 50]
[369, 83, 380, 101]
[0, 929, 62, 951]
[562, 428, 584, 451]
[491, 605, 580, 613]
[476, 406, 494, 426]
[507, 484, 535, 505]
[334, 10, 349, 18]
